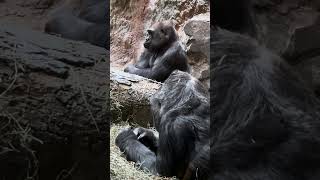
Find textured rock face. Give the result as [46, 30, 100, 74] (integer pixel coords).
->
[0, 22, 108, 180]
[249, 0, 320, 96]
[145, 0, 209, 29]
[110, 0, 210, 86]
[252, 0, 320, 57]
[216, 0, 320, 97]
[110, 0, 151, 67]
[180, 13, 210, 88]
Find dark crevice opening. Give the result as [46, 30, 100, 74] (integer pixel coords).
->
[213, 0, 256, 38]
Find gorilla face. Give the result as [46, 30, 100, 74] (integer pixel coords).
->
[144, 22, 177, 50]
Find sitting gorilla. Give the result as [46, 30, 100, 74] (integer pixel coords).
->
[210, 28, 320, 180]
[44, 0, 108, 48]
[115, 70, 210, 179]
[124, 21, 190, 82]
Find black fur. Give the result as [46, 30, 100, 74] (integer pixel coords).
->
[133, 127, 159, 153]
[115, 70, 209, 178]
[124, 22, 190, 82]
[211, 28, 320, 180]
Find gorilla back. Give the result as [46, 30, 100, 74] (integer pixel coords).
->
[124, 21, 190, 82]
[116, 71, 209, 179]
[211, 28, 320, 180]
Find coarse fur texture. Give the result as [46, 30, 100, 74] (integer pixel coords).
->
[124, 21, 190, 82]
[116, 70, 210, 179]
[210, 28, 320, 180]
[116, 27, 320, 180]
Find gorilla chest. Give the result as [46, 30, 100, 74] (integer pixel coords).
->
[148, 53, 162, 67]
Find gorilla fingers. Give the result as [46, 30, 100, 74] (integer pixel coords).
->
[115, 127, 157, 174]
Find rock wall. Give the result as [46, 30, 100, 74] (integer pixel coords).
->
[110, 0, 210, 87]
[215, 0, 320, 96]
[0, 20, 108, 180]
[0, 0, 61, 31]
[251, 0, 320, 96]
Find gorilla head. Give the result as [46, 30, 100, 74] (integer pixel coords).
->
[150, 70, 209, 131]
[124, 21, 189, 82]
[144, 21, 178, 50]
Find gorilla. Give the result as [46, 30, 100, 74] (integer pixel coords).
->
[211, 28, 320, 180]
[44, 0, 108, 48]
[115, 70, 210, 179]
[124, 21, 190, 82]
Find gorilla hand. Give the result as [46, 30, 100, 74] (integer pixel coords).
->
[124, 64, 137, 73]
[115, 126, 157, 173]
[133, 127, 159, 153]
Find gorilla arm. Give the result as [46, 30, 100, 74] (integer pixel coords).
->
[156, 117, 197, 177]
[134, 51, 152, 68]
[115, 118, 196, 177]
[115, 128, 157, 174]
[125, 61, 173, 82]
[124, 46, 185, 82]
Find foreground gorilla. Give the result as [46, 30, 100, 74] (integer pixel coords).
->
[211, 28, 320, 180]
[116, 71, 209, 179]
[124, 21, 190, 82]
[45, 0, 108, 48]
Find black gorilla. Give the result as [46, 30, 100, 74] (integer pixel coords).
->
[115, 70, 209, 179]
[211, 28, 320, 180]
[124, 21, 190, 82]
[45, 0, 108, 48]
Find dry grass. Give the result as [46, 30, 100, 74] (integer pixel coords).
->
[110, 124, 176, 180]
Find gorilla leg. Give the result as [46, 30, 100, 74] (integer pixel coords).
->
[115, 128, 157, 174]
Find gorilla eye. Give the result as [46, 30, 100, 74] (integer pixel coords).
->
[147, 30, 153, 35]
[161, 29, 166, 34]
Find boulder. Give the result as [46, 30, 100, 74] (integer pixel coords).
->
[180, 12, 210, 88]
